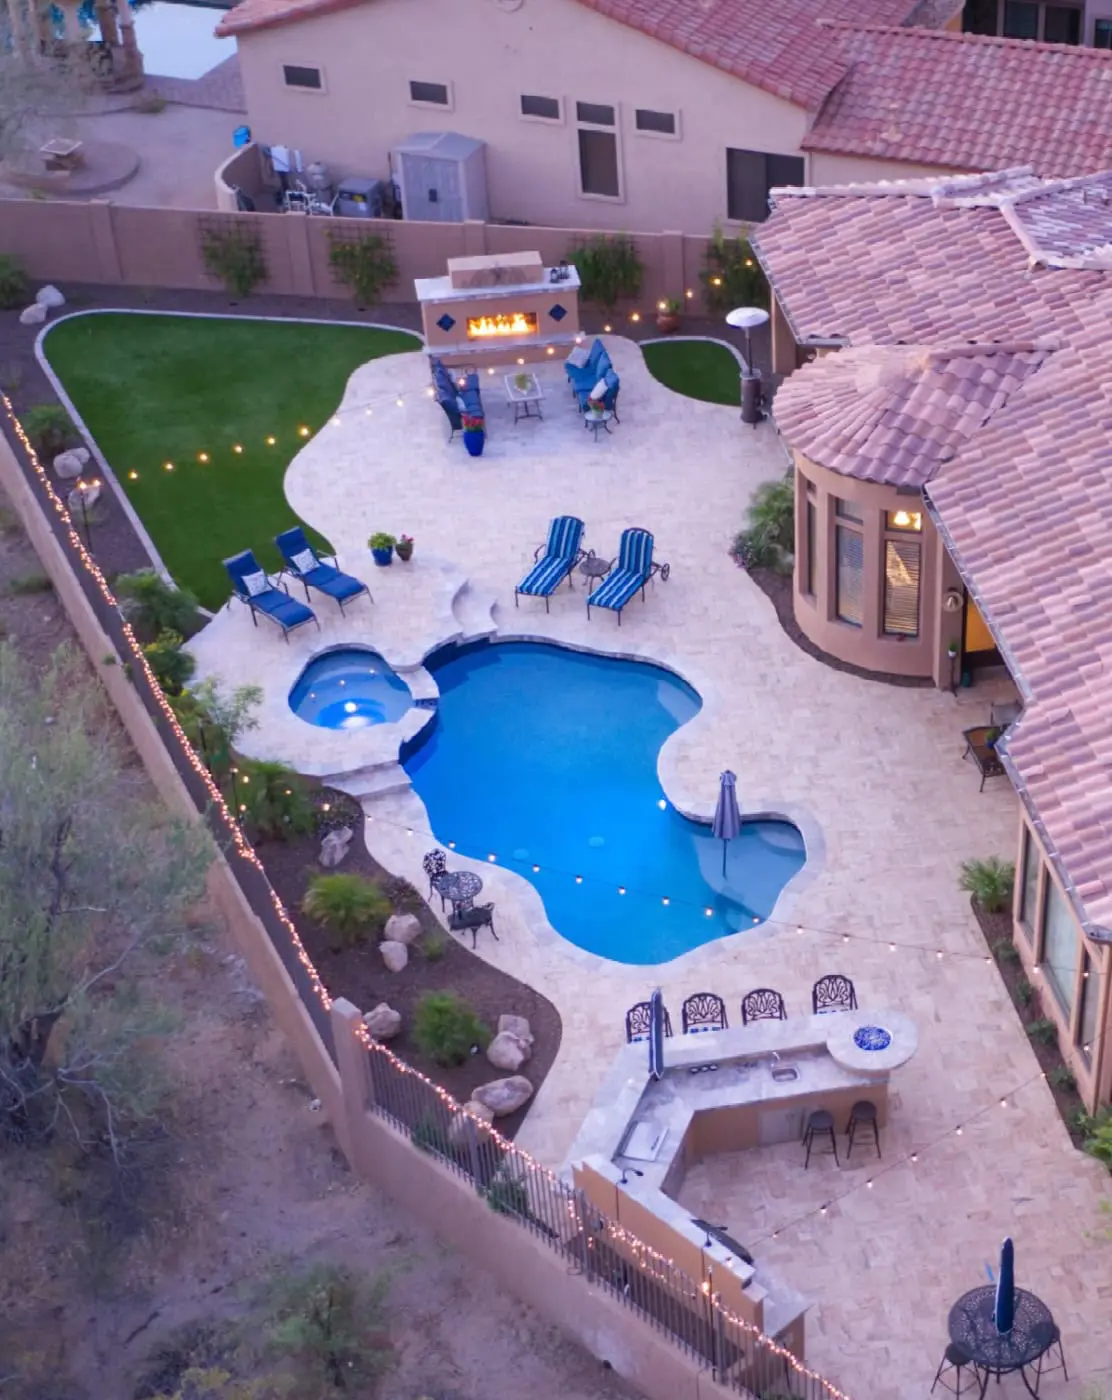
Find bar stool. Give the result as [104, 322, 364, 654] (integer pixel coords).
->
[931, 1342, 979, 1396]
[846, 1100, 881, 1159]
[802, 1109, 838, 1169]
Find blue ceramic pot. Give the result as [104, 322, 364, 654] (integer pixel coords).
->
[463, 427, 485, 458]
[371, 546, 394, 566]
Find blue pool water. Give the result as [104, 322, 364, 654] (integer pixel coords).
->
[402, 640, 805, 964]
[290, 647, 412, 729]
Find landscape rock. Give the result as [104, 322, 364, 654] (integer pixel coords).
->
[318, 825, 353, 868]
[67, 482, 101, 513]
[384, 911, 422, 945]
[486, 1030, 531, 1072]
[448, 1099, 495, 1147]
[497, 1013, 534, 1046]
[362, 1002, 402, 1040]
[471, 1075, 534, 1117]
[35, 284, 66, 308]
[19, 303, 47, 325]
[53, 448, 90, 480]
[379, 939, 408, 973]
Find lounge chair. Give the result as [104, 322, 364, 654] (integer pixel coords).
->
[565, 338, 612, 395]
[574, 367, 621, 421]
[275, 526, 371, 615]
[430, 356, 483, 440]
[586, 527, 670, 624]
[224, 549, 319, 641]
[514, 515, 585, 612]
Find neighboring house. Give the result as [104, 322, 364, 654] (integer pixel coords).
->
[215, 0, 965, 233]
[962, 0, 1112, 46]
[751, 167, 1112, 1111]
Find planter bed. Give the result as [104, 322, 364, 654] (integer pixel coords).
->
[257, 789, 562, 1139]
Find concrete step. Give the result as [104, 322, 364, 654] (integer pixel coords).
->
[325, 762, 412, 803]
[451, 579, 498, 640]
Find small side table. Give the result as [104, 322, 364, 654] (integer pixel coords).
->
[962, 726, 1007, 792]
[584, 409, 613, 440]
[579, 552, 611, 588]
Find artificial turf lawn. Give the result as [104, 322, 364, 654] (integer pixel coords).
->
[42, 313, 420, 610]
[641, 338, 741, 406]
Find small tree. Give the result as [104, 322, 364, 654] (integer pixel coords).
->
[569, 233, 643, 312]
[143, 628, 196, 696]
[262, 1263, 393, 1395]
[21, 403, 75, 457]
[234, 758, 314, 840]
[413, 992, 490, 1066]
[701, 224, 769, 314]
[328, 232, 397, 307]
[200, 222, 268, 299]
[732, 473, 794, 572]
[170, 677, 261, 778]
[301, 872, 392, 951]
[116, 569, 200, 640]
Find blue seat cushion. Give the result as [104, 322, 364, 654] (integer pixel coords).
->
[252, 586, 315, 629]
[518, 554, 574, 597]
[300, 563, 365, 601]
[588, 568, 644, 612]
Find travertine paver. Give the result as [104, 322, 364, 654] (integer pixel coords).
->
[192, 338, 1112, 1400]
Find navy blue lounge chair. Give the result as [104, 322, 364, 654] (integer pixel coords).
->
[586, 527, 669, 624]
[565, 338, 612, 395]
[430, 356, 484, 439]
[514, 515, 585, 612]
[275, 526, 371, 615]
[224, 549, 318, 641]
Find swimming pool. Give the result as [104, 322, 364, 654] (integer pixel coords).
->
[402, 640, 805, 964]
[289, 647, 412, 729]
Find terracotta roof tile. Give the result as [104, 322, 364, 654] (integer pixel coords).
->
[803, 26, 1112, 176]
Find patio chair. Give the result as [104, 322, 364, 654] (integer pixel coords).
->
[450, 900, 497, 949]
[430, 356, 483, 440]
[565, 337, 611, 395]
[422, 848, 447, 907]
[681, 992, 728, 1034]
[811, 973, 858, 1015]
[574, 367, 621, 421]
[625, 1000, 673, 1043]
[275, 526, 371, 615]
[223, 550, 318, 642]
[740, 987, 787, 1025]
[514, 515, 586, 612]
[586, 527, 670, 624]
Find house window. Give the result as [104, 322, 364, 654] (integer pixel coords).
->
[1095, 16, 1112, 44]
[576, 101, 620, 198]
[963, 0, 999, 32]
[1041, 880, 1079, 1018]
[1018, 827, 1040, 940]
[1043, 3, 1080, 40]
[835, 496, 863, 524]
[804, 492, 817, 598]
[726, 148, 805, 223]
[886, 508, 922, 532]
[635, 108, 677, 136]
[883, 538, 921, 637]
[1003, 0, 1039, 35]
[521, 94, 561, 121]
[1077, 949, 1101, 1062]
[835, 525, 864, 627]
[283, 64, 322, 90]
[410, 80, 450, 106]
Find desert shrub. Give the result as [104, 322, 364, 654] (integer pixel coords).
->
[115, 569, 200, 639]
[0, 254, 28, 309]
[732, 473, 794, 572]
[21, 402, 75, 456]
[701, 223, 768, 315]
[143, 629, 196, 695]
[169, 677, 261, 777]
[413, 991, 490, 1066]
[1026, 1017, 1058, 1046]
[484, 1175, 530, 1218]
[959, 856, 1016, 913]
[569, 232, 642, 311]
[421, 931, 447, 963]
[328, 231, 397, 306]
[1015, 978, 1034, 1006]
[200, 223, 267, 298]
[233, 759, 314, 840]
[1047, 1064, 1077, 1091]
[411, 1113, 454, 1158]
[1082, 1110, 1112, 1170]
[991, 937, 1020, 964]
[7, 570, 51, 595]
[301, 872, 391, 950]
[262, 1262, 392, 1394]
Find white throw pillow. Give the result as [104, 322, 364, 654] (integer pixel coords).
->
[292, 548, 316, 573]
[456, 395, 467, 412]
[566, 344, 590, 369]
[243, 569, 268, 597]
[590, 377, 608, 401]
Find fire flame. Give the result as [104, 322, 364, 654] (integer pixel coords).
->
[467, 312, 537, 338]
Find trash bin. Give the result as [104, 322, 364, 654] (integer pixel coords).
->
[232, 124, 251, 148]
[741, 369, 763, 427]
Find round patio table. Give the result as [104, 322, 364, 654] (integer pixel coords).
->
[579, 552, 611, 586]
[947, 1285, 1054, 1398]
[433, 869, 483, 914]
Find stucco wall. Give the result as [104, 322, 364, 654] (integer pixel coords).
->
[232, 0, 810, 235]
[807, 152, 965, 187]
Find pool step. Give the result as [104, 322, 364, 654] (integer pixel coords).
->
[451, 579, 498, 641]
[326, 762, 412, 803]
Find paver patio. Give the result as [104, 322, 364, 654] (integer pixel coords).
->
[187, 336, 1112, 1400]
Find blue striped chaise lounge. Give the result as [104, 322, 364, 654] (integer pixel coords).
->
[586, 527, 670, 624]
[514, 515, 586, 612]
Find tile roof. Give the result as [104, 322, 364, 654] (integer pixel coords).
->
[804, 27, 1112, 176]
[756, 169, 1112, 939]
[772, 341, 1053, 487]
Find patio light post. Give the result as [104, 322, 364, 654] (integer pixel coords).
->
[75, 476, 101, 551]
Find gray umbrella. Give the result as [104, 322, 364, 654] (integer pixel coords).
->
[712, 770, 741, 877]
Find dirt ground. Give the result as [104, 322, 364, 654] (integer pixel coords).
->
[0, 483, 635, 1400]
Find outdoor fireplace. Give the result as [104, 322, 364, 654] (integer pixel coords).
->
[416, 251, 581, 366]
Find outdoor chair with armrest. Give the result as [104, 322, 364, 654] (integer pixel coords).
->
[223, 549, 319, 642]
[515, 515, 586, 612]
[275, 526, 371, 615]
[586, 526, 670, 624]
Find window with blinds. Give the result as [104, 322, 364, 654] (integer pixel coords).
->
[1042, 881, 1079, 1017]
[883, 538, 921, 636]
[835, 526, 863, 627]
[805, 497, 817, 597]
[1018, 827, 1040, 940]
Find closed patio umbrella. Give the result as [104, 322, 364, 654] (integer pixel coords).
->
[712, 770, 741, 877]
[649, 988, 665, 1082]
[994, 1237, 1015, 1334]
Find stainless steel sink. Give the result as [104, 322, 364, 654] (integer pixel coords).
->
[771, 1065, 800, 1082]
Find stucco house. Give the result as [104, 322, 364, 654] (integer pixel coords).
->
[752, 166, 1112, 1111]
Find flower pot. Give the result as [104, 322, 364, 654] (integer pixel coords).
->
[395, 542, 414, 562]
[371, 546, 394, 566]
[462, 427, 485, 458]
[656, 313, 680, 334]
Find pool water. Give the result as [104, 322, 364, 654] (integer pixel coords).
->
[402, 641, 805, 964]
[87, 0, 235, 80]
[290, 647, 412, 729]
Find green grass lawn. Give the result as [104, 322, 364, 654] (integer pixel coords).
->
[43, 313, 420, 610]
[641, 339, 740, 406]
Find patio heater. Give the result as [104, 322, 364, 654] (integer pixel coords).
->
[725, 307, 770, 427]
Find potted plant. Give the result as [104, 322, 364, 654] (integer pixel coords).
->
[513, 371, 532, 393]
[395, 533, 414, 562]
[461, 411, 485, 458]
[368, 531, 397, 566]
[656, 297, 682, 334]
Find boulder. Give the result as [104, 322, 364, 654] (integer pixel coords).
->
[486, 1030, 531, 1073]
[472, 1075, 534, 1117]
[67, 482, 101, 515]
[448, 1098, 495, 1147]
[318, 825, 353, 868]
[19, 303, 47, 326]
[35, 285, 66, 308]
[53, 448, 90, 480]
[379, 940, 408, 973]
[362, 1002, 402, 1040]
[383, 911, 421, 945]
[497, 1013, 534, 1046]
